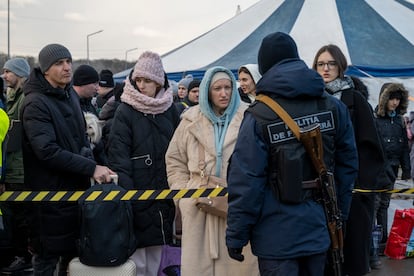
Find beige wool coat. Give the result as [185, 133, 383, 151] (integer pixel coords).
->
[166, 104, 259, 276]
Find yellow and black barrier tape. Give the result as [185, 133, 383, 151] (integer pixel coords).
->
[0, 187, 413, 202]
[0, 187, 228, 202]
[353, 188, 414, 194]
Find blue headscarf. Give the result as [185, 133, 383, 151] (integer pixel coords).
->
[199, 66, 241, 176]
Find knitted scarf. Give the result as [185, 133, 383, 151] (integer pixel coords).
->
[121, 77, 173, 115]
[199, 66, 241, 176]
[325, 75, 354, 99]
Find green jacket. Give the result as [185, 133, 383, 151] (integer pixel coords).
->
[5, 85, 25, 184]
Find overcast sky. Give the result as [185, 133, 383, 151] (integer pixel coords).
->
[0, 0, 259, 61]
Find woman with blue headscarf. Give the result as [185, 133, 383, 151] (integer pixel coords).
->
[166, 66, 259, 276]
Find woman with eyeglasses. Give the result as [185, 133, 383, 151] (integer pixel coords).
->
[313, 45, 388, 275]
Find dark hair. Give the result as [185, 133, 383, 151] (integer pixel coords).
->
[163, 72, 169, 90]
[389, 90, 403, 100]
[238, 66, 253, 80]
[312, 44, 348, 79]
[351, 76, 369, 99]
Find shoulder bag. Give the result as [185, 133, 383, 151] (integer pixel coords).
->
[194, 143, 228, 218]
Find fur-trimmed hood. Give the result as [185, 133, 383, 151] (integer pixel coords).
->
[375, 82, 409, 117]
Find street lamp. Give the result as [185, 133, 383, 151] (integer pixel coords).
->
[125, 47, 139, 69]
[86, 30, 103, 64]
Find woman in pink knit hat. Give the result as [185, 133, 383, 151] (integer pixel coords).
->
[107, 51, 180, 276]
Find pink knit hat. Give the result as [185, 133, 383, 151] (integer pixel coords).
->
[132, 51, 165, 86]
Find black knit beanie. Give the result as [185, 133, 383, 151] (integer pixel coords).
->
[257, 32, 299, 75]
[99, 69, 115, 87]
[73, 65, 99, 86]
[38, 44, 72, 73]
[187, 79, 201, 92]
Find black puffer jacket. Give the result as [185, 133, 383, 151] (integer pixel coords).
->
[108, 102, 179, 248]
[374, 83, 410, 178]
[22, 67, 96, 255]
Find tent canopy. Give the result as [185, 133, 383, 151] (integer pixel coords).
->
[114, 0, 414, 83]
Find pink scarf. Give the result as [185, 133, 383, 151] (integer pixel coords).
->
[121, 77, 173, 115]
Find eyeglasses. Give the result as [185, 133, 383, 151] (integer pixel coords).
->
[316, 61, 337, 69]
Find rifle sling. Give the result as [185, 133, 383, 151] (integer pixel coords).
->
[255, 94, 300, 140]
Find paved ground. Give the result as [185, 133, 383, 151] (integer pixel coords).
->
[371, 256, 414, 276]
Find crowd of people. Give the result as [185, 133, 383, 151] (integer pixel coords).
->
[0, 32, 412, 276]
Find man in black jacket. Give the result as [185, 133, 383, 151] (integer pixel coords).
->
[72, 64, 108, 165]
[174, 79, 200, 116]
[21, 43, 114, 276]
[95, 69, 115, 113]
[72, 64, 100, 116]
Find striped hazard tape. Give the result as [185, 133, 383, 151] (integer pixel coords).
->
[0, 187, 413, 202]
[353, 188, 414, 194]
[0, 187, 227, 202]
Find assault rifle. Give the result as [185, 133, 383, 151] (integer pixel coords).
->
[300, 123, 344, 276]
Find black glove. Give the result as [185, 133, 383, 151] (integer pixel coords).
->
[227, 247, 244, 262]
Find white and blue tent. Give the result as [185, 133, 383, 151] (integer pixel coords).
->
[114, 0, 414, 108]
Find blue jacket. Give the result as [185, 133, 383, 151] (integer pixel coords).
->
[226, 59, 358, 259]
